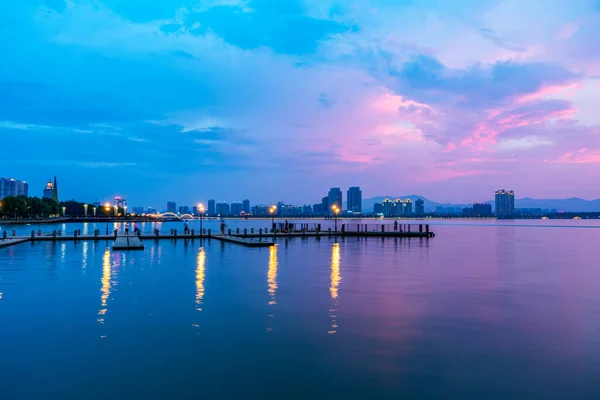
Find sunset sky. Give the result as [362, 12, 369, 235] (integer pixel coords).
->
[2, 0, 599, 207]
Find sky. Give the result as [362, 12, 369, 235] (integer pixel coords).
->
[1, 0, 600, 208]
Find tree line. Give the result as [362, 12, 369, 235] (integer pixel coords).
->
[0, 196, 123, 219]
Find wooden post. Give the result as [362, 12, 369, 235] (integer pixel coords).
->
[419, 224, 423, 233]
[208, 229, 211, 237]
[191, 229, 195, 237]
[341, 224, 345, 233]
[31, 230, 35, 239]
[244, 228, 247, 237]
[251, 228, 254, 234]
[236, 228, 240, 234]
[381, 225, 385, 232]
[426, 225, 430, 233]
[228, 229, 231, 236]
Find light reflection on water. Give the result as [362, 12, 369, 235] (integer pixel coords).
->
[195, 247, 205, 311]
[328, 242, 341, 335]
[97, 248, 111, 324]
[2, 226, 600, 398]
[267, 245, 278, 332]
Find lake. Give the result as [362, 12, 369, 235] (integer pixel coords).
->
[1, 221, 600, 398]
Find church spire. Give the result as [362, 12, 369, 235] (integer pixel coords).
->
[53, 175, 59, 203]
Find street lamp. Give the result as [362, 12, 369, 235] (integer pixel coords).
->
[84, 204, 88, 217]
[332, 204, 340, 232]
[104, 203, 111, 235]
[269, 205, 277, 233]
[62, 206, 66, 217]
[198, 203, 205, 236]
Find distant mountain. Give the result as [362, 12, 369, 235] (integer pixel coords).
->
[514, 197, 600, 213]
[356, 196, 600, 213]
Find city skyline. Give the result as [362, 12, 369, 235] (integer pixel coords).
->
[1, 1, 599, 204]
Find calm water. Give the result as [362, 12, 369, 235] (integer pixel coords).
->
[1, 222, 600, 398]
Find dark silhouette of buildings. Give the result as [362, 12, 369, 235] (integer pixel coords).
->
[208, 199, 216, 215]
[347, 187, 362, 213]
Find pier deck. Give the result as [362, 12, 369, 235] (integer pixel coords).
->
[0, 224, 434, 249]
[113, 236, 145, 250]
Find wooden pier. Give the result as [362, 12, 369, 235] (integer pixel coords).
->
[0, 223, 434, 249]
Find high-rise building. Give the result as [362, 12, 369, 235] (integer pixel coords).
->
[435, 206, 444, 214]
[347, 187, 362, 213]
[179, 206, 190, 214]
[0, 177, 28, 199]
[231, 202, 243, 215]
[43, 180, 54, 199]
[167, 201, 177, 213]
[216, 202, 230, 215]
[321, 196, 329, 215]
[328, 188, 342, 214]
[403, 199, 413, 215]
[382, 198, 393, 217]
[252, 205, 269, 216]
[242, 199, 250, 213]
[495, 190, 515, 217]
[302, 205, 313, 215]
[52, 176, 59, 202]
[208, 199, 216, 215]
[115, 196, 127, 209]
[415, 199, 425, 216]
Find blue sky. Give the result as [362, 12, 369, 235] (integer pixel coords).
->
[1, 0, 600, 208]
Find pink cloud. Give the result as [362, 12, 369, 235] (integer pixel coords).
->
[555, 22, 580, 40]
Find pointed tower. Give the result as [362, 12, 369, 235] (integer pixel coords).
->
[53, 176, 59, 203]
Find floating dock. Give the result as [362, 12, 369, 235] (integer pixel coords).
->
[113, 235, 145, 250]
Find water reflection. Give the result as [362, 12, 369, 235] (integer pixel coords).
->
[195, 247, 206, 311]
[82, 241, 89, 272]
[329, 242, 341, 335]
[267, 245, 278, 332]
[98, 249, 111, 324]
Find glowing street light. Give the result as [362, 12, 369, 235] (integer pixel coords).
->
[198, 203, 205, 236]
[332, 204, 341, 233]
[104, 203, 111, 235]
[269, 205, 277, 233]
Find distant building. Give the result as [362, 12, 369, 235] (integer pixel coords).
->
[252, 205, 269, 216]
[147, 207, 157, 214]
[313, 203, 323, 214]
[167, 201, 177, 214]
[321, 196, 329, 215]
[208, 199, 216, 215]
[347, 187, 362, 213]
[114, 196, 127, 209]
[473, 203, 492, 217]
[328, 188, 342, 214]
[132, 207, 144, 215]
[393, 199, 403, 216]
[373, 203, 383, 214]
[0, 177, 28, 199]
[435, 206, 444, 214]
[231, 202, 243, 215]
[495, 190, 515, 217]
[216, 202, 230, 215]
[403, 199, 413, 215]
[415, 199, 425, 216]
[279, 204, 302, 217]
[179, 206, 190, 214]
[242, 199, 250, 213]
[382, 198, 393, 217]
[43, 180, 54, 200]
[302, 204, 313, 215]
